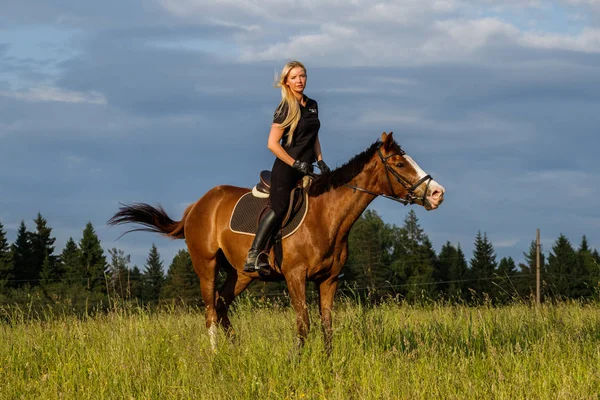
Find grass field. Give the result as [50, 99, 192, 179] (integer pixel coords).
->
[1, 299, 600, 399]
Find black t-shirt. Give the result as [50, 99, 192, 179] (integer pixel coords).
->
[273, 95, 320, 163]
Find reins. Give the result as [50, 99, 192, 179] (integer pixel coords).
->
[343, 145, 433, 207]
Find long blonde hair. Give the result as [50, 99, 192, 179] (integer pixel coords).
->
[274, 60, 306, 147]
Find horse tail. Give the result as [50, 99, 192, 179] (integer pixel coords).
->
[108, 202, 193, 240]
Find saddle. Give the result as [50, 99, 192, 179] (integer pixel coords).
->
[230, 170, 312, 271]
[249, 170, 311, 227]
[251, 170, 272, 198]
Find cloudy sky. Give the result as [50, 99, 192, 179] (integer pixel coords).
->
[2, 0, 599, 271]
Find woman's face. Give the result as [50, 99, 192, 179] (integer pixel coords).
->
[285, 67, 307, 95]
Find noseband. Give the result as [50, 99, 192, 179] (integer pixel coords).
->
[345, 145, 433, 207]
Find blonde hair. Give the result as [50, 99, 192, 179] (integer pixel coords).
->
[274, 60, 306, 147]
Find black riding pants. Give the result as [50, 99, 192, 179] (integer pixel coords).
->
[270, 159, 304, 220]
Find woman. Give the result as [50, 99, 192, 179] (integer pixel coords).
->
[244, 60, 330, 273]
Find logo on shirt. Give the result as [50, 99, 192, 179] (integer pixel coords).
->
[309, 108, 317, 113]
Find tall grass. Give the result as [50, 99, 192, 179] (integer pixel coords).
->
[1, 299, 599, 399]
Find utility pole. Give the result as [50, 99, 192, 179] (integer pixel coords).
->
[536, 229, 541, 306]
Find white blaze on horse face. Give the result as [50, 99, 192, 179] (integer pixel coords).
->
[404, 155, 427, 181]
[404, 155, 445, 207]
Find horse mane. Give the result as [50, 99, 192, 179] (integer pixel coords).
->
[308, 138, 403, 197]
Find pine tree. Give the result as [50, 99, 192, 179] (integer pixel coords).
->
[39, 254, 56, 296]
[78, 222, 107, 292]
[448, 244, 469, 300]
[436, 241, 456, 296]
[389, 210, 436, 301]
[496, 256, 517, 303]
[593, 249, 600, 265]
[396, 210, 425, 254]
[61, 237, 82, 286]
[592, 248, 600, 296]
[142, 244, 165, 303]
[31, 213, 57, 282]
[577, 235, 597, 298]
[107, 248, 130, 299]
[129, 266, 144, 300]
[162, 249, 200, 304]
[469, 231, 497, 300]
[407, 236, 437, 300]
[11, 221, 34, 287]
[345, 209, 394, 297]
[546, 234, 578, 299]
[0, 220, 14, 290]
[498, 257, 517, 276]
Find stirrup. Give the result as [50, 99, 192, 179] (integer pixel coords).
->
[243, 251, 272, 273]
[256, 252, 274, 277]
[243, 249, 260, 272]
[256, 252, 272, 271]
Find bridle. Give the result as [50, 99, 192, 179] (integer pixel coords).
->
[344, 145, 433, 207]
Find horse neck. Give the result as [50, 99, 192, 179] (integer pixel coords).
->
[312, 161, 382, 238]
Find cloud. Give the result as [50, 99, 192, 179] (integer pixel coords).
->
[521, 28, 600, 52]
[563, 0, 600, 6]
[516, 170, 598, 199]
[0, 0, 170, 28]
[152, 0, 600, 67]
[64, 154, 86, 169]
[239, 24, 360, 63]
[2, 0, 600, 269]
[357, 110, 536, 149]
[0, 86, 106, 104]
[493, 238, 520, 248]
[430, 18, 520, 53]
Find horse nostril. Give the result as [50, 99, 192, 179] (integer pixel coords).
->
[430, 189, 442, 200]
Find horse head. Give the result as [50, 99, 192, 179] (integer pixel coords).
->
[376, 132, 445, 210]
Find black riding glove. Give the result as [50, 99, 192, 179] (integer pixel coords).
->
[317, 160, 331, 173]
[292, 160, 311, 175]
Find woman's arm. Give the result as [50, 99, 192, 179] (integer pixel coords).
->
[314, 135, 323, 162]
[267, 123, 295, 166]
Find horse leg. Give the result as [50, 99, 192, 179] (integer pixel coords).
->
[285, 271, 309, 348]
[215, 265, 253, 335]
[318, 277, 339, 356]
[190, 253, 220, 351]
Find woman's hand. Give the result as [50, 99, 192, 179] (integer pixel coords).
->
[317, 160, 330, 173]
[292, 160, 311, 175]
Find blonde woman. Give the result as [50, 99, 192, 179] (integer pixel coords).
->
[244, 60, 330, 273]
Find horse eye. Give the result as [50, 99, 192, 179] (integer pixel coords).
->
[396, 162, 405, 168]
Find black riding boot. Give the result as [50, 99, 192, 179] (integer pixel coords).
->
[243, 209, 281, 272]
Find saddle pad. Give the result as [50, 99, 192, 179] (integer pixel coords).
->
[229, 192, 309, 239]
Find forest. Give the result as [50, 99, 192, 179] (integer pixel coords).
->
[0, 209, 598, 312]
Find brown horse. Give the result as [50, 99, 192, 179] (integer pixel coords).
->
[108, 132, 445, 351]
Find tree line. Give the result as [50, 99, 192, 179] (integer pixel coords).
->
[0, 214, 201, 311]
[344, 210, 599, 303]
[0, 210, 599, 312]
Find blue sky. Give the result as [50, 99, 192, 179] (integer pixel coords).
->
[2, 0, 600, 271]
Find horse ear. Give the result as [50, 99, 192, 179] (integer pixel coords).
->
[382, 131, 394, 151]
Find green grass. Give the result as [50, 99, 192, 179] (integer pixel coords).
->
[1, 299, 600, 399]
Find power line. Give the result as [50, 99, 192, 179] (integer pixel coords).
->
[3, 262, 600, 284]
[0, 272, 591, 291]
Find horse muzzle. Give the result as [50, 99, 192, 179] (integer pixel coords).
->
[423, 181, 445, 210]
